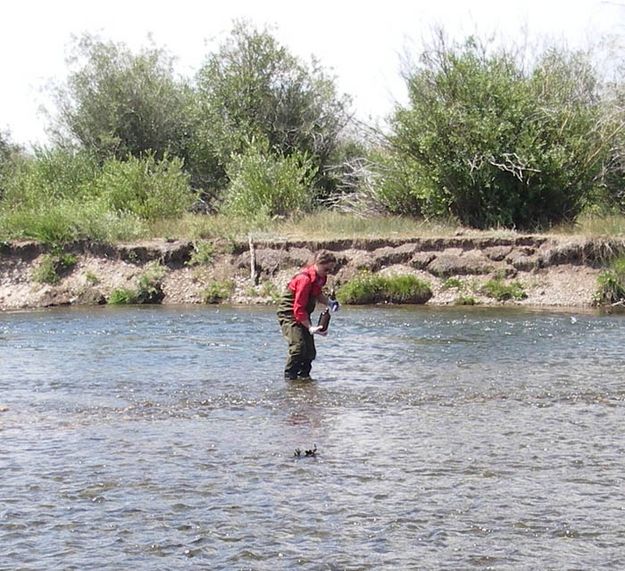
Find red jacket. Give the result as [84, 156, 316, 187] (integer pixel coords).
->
[288, 265, 326, 323]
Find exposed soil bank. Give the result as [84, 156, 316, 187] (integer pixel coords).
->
[1, 234, 623, 311]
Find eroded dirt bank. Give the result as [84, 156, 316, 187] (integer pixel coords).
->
[0, 234, 623, 311]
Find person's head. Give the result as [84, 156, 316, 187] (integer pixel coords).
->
[312, 250, 337, 277]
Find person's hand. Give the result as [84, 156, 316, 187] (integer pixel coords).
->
[328, 300, 340, 312]
[308, 325, 327, 336]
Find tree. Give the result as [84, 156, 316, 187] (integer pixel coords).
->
[49, 34, 191, 162]
[387, 34, 612, 229]
[188, 21, 352, 199]
[0, 129, 22, 197]
[0, 129, 20, 164]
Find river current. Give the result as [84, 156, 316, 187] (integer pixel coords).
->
[0, 305, 624, 569]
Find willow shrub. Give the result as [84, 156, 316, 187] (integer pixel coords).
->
[0, 148, 104, 242]
[221, 139, 315, 219]
[1, 148, 100, 207]
[388, 36, 610, 229]
[337, 273, 432, 304]
[96, 154, 193, 220]
[190, 21, 351, 198]
[50, 34, 191, 163]
[0, 149, 193, 243]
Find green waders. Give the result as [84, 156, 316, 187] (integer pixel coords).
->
[277, 290, 317, 380]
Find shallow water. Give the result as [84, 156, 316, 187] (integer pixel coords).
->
[1, 305, 624, 569]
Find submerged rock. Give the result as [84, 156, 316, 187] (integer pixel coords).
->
[294, 445, 318, 458]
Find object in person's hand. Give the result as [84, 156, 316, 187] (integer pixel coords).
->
[317, 308, 331, 332]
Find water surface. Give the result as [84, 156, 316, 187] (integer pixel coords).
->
[1, 305, 624, 569]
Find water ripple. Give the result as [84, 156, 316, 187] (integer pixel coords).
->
[1, 306, 624, 569]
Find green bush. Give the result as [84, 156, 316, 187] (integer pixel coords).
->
[336, 273, 432, 304]
[107, 288, 138, 304]
[221, 138, 315, 218]
[0, 130, 21, 196]
[0, 195, 149, 245]
[367, 149, 426, 216]
[480, 278, 527, 301]
[387, 34, 609, 229]
[49, 34, 191, 162]
[96, 154, 193, 220]
[190, 21, 351, 197]
[1, 148, 99, 208]
[136, 263, 166, 303]
[595, 257, 625, 305]
[32, 252, 78, 284]
[1, 205, 82, 244]
[202, 280, 234, 304]
[0, 147, 153, 241]
[187, 241, 215, 266]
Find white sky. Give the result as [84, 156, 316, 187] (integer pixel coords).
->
[1, 0, 624, 147]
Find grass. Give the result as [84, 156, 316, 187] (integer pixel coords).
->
[136, 263, 166, 303]
[107, 263, 165, 304]
[269, 212, 464, 240]
[442, 277, 465, 290]
[594, 256, 625, 305]
[32, 255, 61, 285]
[258, 280, 281, 303]
[187, 240, 215, 266]
[552, 212, 625, 237]
[3, 207, 625, 247]
[141, 211, 542, 243]
[480, 278, 527, 302]
[32, 252, 78, 284]
[202, 279, 235, 304]
[85, 271, 100, 285]
[108, 288, 138, 304]
[336, 273, 432, 304]
[0, 200, 148, 244]
[143, 212, 463, 242]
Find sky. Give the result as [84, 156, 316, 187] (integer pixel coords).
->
[1, 0, 624, 147]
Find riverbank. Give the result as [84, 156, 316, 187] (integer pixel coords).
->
[0, 234, 623, 311]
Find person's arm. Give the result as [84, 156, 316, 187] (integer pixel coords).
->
[292, 276, 312, 327]
[293, 277, 326, 335]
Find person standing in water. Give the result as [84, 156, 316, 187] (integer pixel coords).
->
[277, 250, 339, 381]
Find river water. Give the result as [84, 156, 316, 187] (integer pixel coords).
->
[0, 305, 624, 570]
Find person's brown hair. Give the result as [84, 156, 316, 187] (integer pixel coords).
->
[314, 250, 336, 266]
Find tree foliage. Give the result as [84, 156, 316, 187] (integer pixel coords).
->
[0, 129, 22, 196]
[221, 137, 315, 218]
[189, 21, 351, 197]
[0, 130, 19, 165]
[95, 154, 193, 220]
[387, 34, 614, 229]
[50, 34, 191, 162]
[0, 148, 193, 243]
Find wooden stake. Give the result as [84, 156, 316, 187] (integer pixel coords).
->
[249, 235, 258, 285]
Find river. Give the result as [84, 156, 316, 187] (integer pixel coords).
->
[0, 305, 624, 569]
